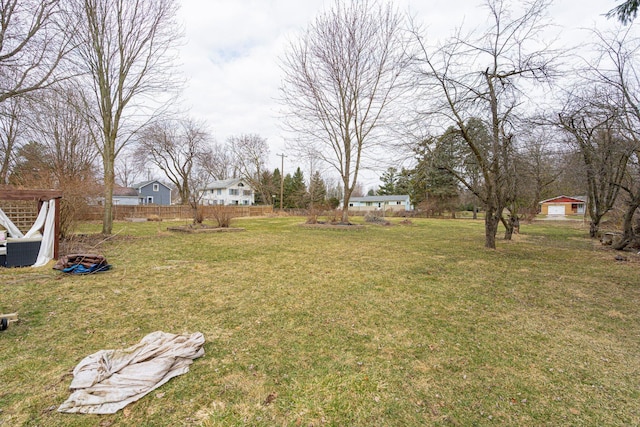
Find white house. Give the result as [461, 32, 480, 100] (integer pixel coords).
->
[200, 178, 255, 206]
[343, 195, 413, 212]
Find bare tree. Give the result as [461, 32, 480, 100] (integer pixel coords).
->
[0, 97, 25, 183]
[26, 87, 99, 184]
[614, 152, 640, 248]
[115, 151, 143, 187]
[68, 0, 181, 234]
[134, 118, 210, 205]
[556, 84, 631, 238]
[280, 0, 410, 223]
[414, 0, 557, 248]
[199, 142, 234, 182]
[515, 129, 564, 220]
[186, 161, 213, 225]
[587, 28, 640, 248]
[228, 134, 272, 205]
[21, 86, 99, 236]
[0, 0, 71, 103]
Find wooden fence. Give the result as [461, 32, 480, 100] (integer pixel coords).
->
[80, 204, 274, 221]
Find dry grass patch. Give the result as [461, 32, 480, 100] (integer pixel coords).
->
[1, 217, 639, 426]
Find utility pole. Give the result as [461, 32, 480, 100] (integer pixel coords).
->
[277, 153, 287, 210]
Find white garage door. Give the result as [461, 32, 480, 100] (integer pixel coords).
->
[548, 205, 565, 215]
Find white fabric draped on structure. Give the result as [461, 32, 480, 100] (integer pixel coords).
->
[0, 199, 57, 267]
[58, 331, 205, 415]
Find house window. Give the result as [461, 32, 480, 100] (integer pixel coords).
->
[243, 200, 249, 205]
[153, 184, 159, 192]
[397, 201, 401, 205]
[238, 182, 244, 187]
[243, 190, 251, 196]
[217, 189, 222, 195]
[146, 196, 153, 204]
[229, 189, 239, 196]
[349, 203, 354, 207]
[210, 189, 214, 194]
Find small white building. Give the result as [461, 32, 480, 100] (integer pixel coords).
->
[344, 195, 413, 212]
[200, 178, 255, 206]
[112, 185, 140, 206]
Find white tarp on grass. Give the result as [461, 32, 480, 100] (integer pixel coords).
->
[58, 331, 205, 415]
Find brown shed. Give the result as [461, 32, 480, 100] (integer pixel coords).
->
[539, 195, 586, 216]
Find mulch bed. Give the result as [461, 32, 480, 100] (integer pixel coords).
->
[299, 222, 365, 230]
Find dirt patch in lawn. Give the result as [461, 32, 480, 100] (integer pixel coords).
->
[167, 225, 245, 233]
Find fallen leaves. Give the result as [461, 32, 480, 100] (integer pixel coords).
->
[262, 392, 277, 406]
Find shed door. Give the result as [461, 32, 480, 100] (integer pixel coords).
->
[548, 205, 565, 215]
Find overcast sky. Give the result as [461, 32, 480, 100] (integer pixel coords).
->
[177, 0, 621, 189]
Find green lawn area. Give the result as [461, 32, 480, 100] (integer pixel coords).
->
[1, 216, 638, 426]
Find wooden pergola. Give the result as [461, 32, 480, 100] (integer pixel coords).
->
[0, 188, 63, 259]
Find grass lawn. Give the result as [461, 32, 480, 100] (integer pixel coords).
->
[1, 216, 639, 426]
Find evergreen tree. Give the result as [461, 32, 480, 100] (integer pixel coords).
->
[412, 127, 463, 215]
[395, 168, 413, 195]
[290, 167, 307, 208]
[378, 167, 398, 195]
[308, 170, 327, 208]
[282, 173, 294, 208]
[272, 168, 282, 207]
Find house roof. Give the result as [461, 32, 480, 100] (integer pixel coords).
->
[350, 195, 410, 203]
[202, 178, 248, 190]
[112, 185, 138, 197]
[539, 195, 587, 204]
[131, 180, 170, 190]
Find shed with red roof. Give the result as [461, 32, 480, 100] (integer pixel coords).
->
[539, 195, 586, 216]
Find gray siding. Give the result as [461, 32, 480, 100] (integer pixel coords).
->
[138, 182, 171, 205]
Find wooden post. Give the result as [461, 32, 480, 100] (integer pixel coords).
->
[53, 198, 61, 259]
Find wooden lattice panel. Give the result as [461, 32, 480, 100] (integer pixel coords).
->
[0, 200, 38, 234]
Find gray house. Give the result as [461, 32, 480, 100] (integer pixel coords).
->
[342, 195, 413, 212]
[132, 180, 172, 205]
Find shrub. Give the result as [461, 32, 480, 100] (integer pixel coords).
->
[325, 209, 341, 224]
[364, 211, 391, 225]
[211, 204, 234, 228]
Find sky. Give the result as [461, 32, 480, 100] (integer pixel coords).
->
[177, 0, 622, 190]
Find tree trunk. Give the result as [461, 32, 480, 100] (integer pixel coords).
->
[190, 201, 203, 225]
[501, 215, 513, 240]
[341, 204, 349, 224]
[484, 207, 500, 249]
[613, 197, 640, 250]
[102, 154, 115, 235]
[341, 182, 353, 224]
[589, 217, 601, 238]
